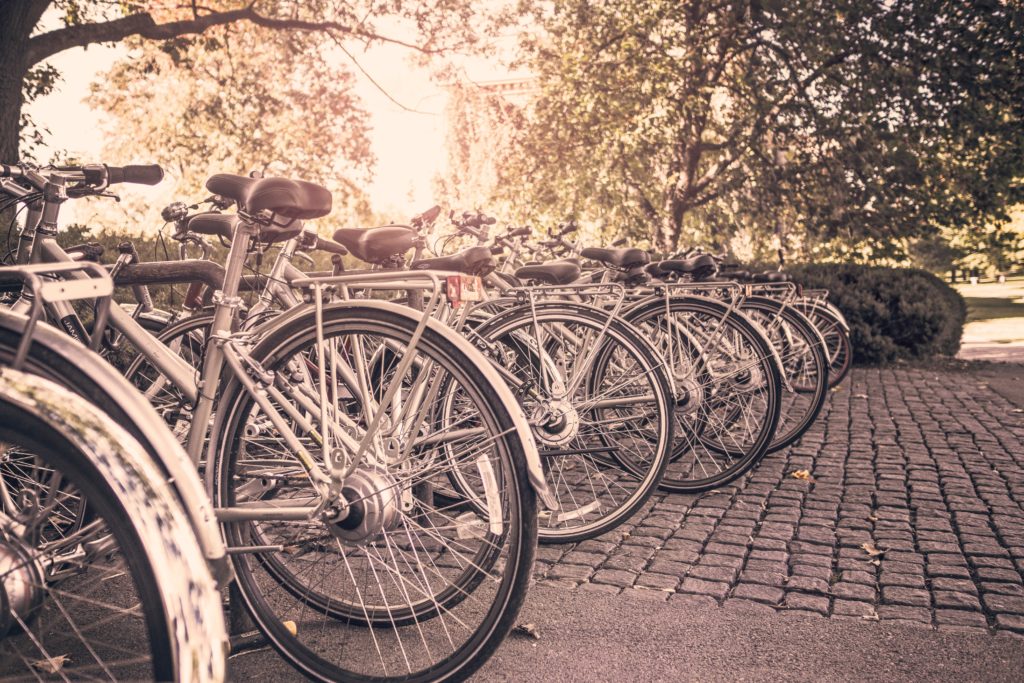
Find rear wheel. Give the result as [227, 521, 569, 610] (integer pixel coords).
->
[739, 298, 829, 452]
[468, 303, 674, 543]
[626, 296, 782, 493]
[213, 306, 537, 682]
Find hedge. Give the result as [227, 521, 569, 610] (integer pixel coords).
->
[786, 264, 967, 364]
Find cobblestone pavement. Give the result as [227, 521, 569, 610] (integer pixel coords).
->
[534, 365, 1024, 635]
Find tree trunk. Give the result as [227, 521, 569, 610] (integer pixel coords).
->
[0, 3, 41, 249]
[0, 3, 44, 163]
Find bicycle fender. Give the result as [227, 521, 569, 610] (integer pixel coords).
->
[239, 299, 558, 510]
[0, 367, 228, 682]
[0, 312, 232, 585]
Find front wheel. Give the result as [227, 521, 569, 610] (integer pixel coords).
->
[0, 368, 226, 681]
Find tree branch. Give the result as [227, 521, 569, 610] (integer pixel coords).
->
[26, 5, 439, 67]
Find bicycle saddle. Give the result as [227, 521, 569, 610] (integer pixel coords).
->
[411, 246, 495, 276]
[187, 211, 305, 244]
[579, 247, 650, 269]
[753, 271, 790, 283]
[645, 261, 673, 279]
[205, 174, 332, 220]
[332, 225, 416, 264]
[514, 259, 581, 285]
[658, 254, 717, 278]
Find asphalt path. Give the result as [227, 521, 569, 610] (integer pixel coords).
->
[227, 582, 1024, 681]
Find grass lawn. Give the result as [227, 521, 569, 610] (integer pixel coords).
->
[954, 276, 1024, 359]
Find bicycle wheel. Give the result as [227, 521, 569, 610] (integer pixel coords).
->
[795, 303, 852, 387]
[123, 313, 211, 440]
[626, 296, 782, 493]
[0, 368, 226, 681]
[212, 304, 537, 682]
[466, 302, 673, 543]
[739, 297, 829, 452]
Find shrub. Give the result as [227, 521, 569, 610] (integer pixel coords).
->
[786, 264, 967, 364]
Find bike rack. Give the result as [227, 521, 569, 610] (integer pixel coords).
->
[0, 261, 113, 369]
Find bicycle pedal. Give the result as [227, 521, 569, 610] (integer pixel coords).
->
[229, 620, 296, 655]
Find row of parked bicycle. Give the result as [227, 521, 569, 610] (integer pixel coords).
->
[0, 162, 851, 681]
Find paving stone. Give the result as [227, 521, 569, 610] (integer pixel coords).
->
[635, 573, 680, 591]
[879, 572, 925, 588]
[994, 614, 1024, 633]
[980, 582, 1024, 597]
[591, 569, 637, 588]
[982, 594, 1024, 614]
[678, 578, 730, 600]
[578, 581, 622, 595]
[831, 582, 876, 601]
[935, 609, 989, 629]
[732, 584, 784, 605]
[647, 560, 692, 577]
[560, 551, 607, 567]
[881, 586, 931, 607]
[783, 592, 830, 614]
[933, 591, 982, 611]
[603, 553, 650, 573]
[875, 604, 932, 624]
[688, 564, 739, 583]
[547, 563, 594, 582]
[785, 575, 830, 595]
[832, 599, 875, 617]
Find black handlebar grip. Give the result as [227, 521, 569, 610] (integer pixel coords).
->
[106, 164, 164, 186]
[316, 238, 348, 256]
[562, 223, 578, 235]
[612, 237, 628, 247]
[483, 216, 497, 225]
[509, 227, 532, 238]
[489, 245, 505, 255]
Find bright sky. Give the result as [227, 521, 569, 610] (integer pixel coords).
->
[27, 11, 521, 225]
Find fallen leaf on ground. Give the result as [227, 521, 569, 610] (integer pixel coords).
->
[862, 612, 880, 622]
[790, 470, 811, 480]
[30, 655, 70, 674]
[861, 542, 886, 557]
[513, 623, 541, 640]
[853, 393, 868, 399]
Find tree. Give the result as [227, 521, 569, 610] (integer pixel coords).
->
[495, 0, 1024, 259]
[87, 25, 375, 229]
[0, 0, 489, 165]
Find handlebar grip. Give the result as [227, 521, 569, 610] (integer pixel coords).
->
[509, 227, 531, 238]
[107, 164, 164, 186]
[315, 237, 348, 256]
[483, 216, 497, 225]
[612, 237, 628, 247]
[489, 245, 505, 255]
[561, 223, 578, 235]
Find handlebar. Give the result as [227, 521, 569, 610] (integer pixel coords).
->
[103, 164, 164, 186]
[2, 162, 164, 189]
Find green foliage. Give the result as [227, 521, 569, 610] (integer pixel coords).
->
[87, 24, 375, 230]
[788, 263, 967, 363]
[467, 0, 1024, 264]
